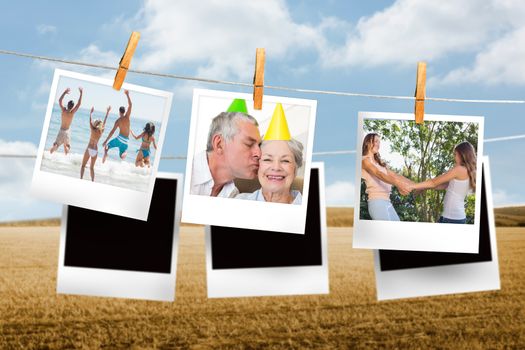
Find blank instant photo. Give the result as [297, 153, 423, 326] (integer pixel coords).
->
[374, 157, 500, 300]
[205, 163, 329, 298]
[182, 88, 317, 234]
[56, 172, 182, 301]
[31, 69, 172, 221]
[353, 112, 484, 252]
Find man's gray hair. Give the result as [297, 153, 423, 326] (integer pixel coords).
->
[261, 138, 304, 171]
[206, 112, 259, 152]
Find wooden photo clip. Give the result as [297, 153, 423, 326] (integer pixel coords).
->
[414, 61, 426, 124]
[113, 31, 141, 91]
[253, 48, 266, 110]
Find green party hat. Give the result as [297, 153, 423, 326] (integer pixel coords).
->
[226, 98, 248, 113]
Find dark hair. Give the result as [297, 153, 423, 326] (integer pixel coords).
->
[67, 101, 74, 110]
[144, 122, 155, 137]
[455, 141, 477, 191]
[362, 133, 386, 167]
[119, 106, 125, 114]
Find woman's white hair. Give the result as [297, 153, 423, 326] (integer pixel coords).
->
[260, 138, 304, 172]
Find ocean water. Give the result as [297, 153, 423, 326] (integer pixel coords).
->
[41, 105, 162, 192]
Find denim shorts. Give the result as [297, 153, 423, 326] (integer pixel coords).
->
[438, 216, 466, 224]
[368, 199, 400, 221]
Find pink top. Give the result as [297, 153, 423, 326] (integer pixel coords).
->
[361, 155, 391, 200]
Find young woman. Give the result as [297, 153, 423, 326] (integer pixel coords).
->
[361, 133, 413, 221]
[131, 122, 157, 167]
[409, 141, 476, 224]
[80, 106, 110, 181]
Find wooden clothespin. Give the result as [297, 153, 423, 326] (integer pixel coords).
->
[113, 31, 141, 90]
[414, 61, 426, 124]
[253, 48, 266, 110]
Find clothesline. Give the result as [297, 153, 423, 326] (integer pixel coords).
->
[1, 49, 525, 104]
[1, 48, 525, 160]
[2, 133, 524, 159]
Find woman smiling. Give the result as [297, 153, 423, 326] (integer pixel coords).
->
[236, 102, 304, 205]
[236, 139, 303, 204]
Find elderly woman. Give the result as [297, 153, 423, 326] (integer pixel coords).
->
[236, 138, 303, 204]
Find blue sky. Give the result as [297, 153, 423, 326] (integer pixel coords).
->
[1, 0, 525, 221]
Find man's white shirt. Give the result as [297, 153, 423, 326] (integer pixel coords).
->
[190, 151, 239, 198]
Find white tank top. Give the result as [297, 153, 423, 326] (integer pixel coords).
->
[442, 178, 470, 220]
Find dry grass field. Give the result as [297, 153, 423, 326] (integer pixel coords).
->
[494, 206, 525, 227]
[2, 205, 523, 228]
[0, 225, 524, 349]
[326, 206, 525, 228]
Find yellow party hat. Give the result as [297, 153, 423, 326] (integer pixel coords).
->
[263, 103, 291, 140]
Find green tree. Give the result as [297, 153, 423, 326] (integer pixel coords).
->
[361, 119, 478, 223]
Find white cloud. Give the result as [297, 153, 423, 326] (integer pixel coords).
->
[0, 139, 61, 222]
[437, 26, 525, 85]
[492, 188, 522, 207]
[317, 0, 525, 85]
[78, 44, 120, 67]
[34, 44, 119, 80]
[320, 1, 502, 68]
[37, 24, 57, 35]
[133, 0, 324, 81]
[325, 181, 355, 206]
[0, 140, 38, 219]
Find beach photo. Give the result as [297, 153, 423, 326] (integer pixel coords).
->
[353, 112, 484, 253]
[182, 89, 317, 234]
[31, 69, 172, 220]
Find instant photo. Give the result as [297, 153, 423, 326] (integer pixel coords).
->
[56, 173, 182, 301]
[374, 157, 499, 300]
[353, 112, 484, 253]
[182, 89, 317, 234]
[206, 163, 329, 298]
[31, 69, 173, 220]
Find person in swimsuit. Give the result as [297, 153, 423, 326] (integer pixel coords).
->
[81, 106, 110, 181]
[408, 141, 477, 224]
[50, 87, 83, 155]
[102, 90, 132, 162]
[131, 122, 157, 168]
[361, 133, 413, 221]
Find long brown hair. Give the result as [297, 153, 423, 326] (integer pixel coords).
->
[362, 133, 386, 167]
[455, 141, 476, 190]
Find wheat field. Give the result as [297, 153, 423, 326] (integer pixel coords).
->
[0, 226, 524, 349]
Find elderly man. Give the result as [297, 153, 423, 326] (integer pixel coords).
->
[191, 100, 261, 197]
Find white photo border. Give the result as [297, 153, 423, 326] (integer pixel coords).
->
[56, 172, 183, 302]
[205, 162, 329, 298]
[374, 157, 500, 300]
[182, 88, 317, 234]
[353, 112, 484, 253]
[30, 69, 173, 221]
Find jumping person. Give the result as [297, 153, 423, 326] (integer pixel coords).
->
[131, 122, 157, 168]
[102, 90, 132, 162]
[50, 87, 83, 155]
[80, 106, 110, 181]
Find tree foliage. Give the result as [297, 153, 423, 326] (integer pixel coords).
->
[360, 119, 478, 223]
